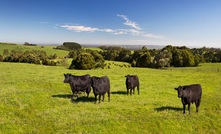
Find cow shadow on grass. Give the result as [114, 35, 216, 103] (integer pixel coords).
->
[52, 94, 73, 99]
[52, 94, 95, 103]
[72, 96, 95, 103]
[111, 91, 127, 95]
[154, 106, 183, 112]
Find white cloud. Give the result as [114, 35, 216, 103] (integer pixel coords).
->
[60, 14, 164, 39]
[117, 14, 163, 38]
[142, 33, 164, 38]
[100, 28, 115, 33]
[117, 14, 141, 30]
[61, 25, 98, 32]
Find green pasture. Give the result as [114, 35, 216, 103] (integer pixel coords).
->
[0, 62, 221, 134]
[0, 43, 69, 58]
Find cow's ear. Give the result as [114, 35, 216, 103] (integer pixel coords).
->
[174, 88, 178, 90]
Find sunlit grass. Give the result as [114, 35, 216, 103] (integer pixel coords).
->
[0, 62, 221, 133]
[0, 44, 69, 57]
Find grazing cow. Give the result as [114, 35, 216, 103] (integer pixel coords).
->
[125, 75, 140, 95]
[91, 76, 110, 103]
[63, 73, 91, 98]
[174, 84, 202, 114]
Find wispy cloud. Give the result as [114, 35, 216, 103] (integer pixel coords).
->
[61, 25, 98, 32]
[60, 14, 163, 39]
[117, 14, 141, 30]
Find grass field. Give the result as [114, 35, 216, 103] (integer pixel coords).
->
[0, 43, 69, 58]
[0, 62, 221, 133]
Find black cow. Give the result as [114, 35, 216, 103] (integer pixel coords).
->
[91, 76, 110, 103]
[125, 75, 140, 95]
[63, 73, 91, 98]
[174, 84, 202, 114]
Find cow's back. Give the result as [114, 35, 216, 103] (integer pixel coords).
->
[100, 76, 110, 92]
[185, 84, 202, 102]
[130, 75, 139, 88]
[70, 74, 91, 90]
[92, 76, 110, 94]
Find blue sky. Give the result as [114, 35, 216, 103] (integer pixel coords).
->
[1, 0, 221, 48]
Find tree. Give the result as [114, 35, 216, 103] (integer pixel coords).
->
[24, 42, 30, 46]
[63, 42, 82, 50]
[182, 50, 195, 67]
[69, 53, 95, 70]
[154, 50, 172, 68]
[3, 49, 9, 56]
[136, 52, 151, 67]
[0, 55, 3, 61]
[116, 49, 132, 62]
[90, 51, 105, 69]
[171, 49, 184, 67]
[100, 49, 118, 61]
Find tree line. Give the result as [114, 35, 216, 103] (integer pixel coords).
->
[67, 45, 221, 69]
[0, 49, 58, 66]
[1, 42, 221, 69]
[98, 45, 221, 68]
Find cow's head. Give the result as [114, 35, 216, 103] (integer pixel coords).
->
[125, 75, 131, 83]
[174, 86, 184, 98]
[91, 76, 100, 92]
[91, 77, 99, 87]
[63, 73, 72, 83]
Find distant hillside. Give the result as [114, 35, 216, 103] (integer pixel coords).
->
[82, 44, 165, 50]
[0, 43, 69, 57]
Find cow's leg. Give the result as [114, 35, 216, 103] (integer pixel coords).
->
[76, 92, 78, 99]
[127, 88, 129, 95]
[102, 94, 105, 102]
[130, 89, 133, 95]
[86, 88, 90, 98]
[188, 104, 191, 114]
[72, 91, 76, 99]
[133, 88, 135, 94]
[195, 100, 200, 112]
[98, 94, 101, 103]
[94, 94, 97, 104]
[108, 90, 110, 102]
[137, 86, 140, 95]
[86, 87, 91, 98]
[183, 104, 186, 114]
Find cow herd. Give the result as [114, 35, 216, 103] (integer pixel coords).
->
[63, 73, 139, 103]
[63, 73, 202, 114]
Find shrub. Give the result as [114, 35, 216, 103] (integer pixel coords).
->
[63, 42, 82, 50]
[0, 55, 3, 61]
[42, 59, 51, 66]
[90, 51, 105, 69]
[69, 53, 95, 70]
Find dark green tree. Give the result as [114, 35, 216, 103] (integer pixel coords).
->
[182, 50, 195, 67]
[90, 51, 105, 69]
[136, 52, 151, 67]
[171, 49, 184, 67]
[63, 42, 82, 50]
[69, 53, 95, 70]
[154, 50, 172, 68]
